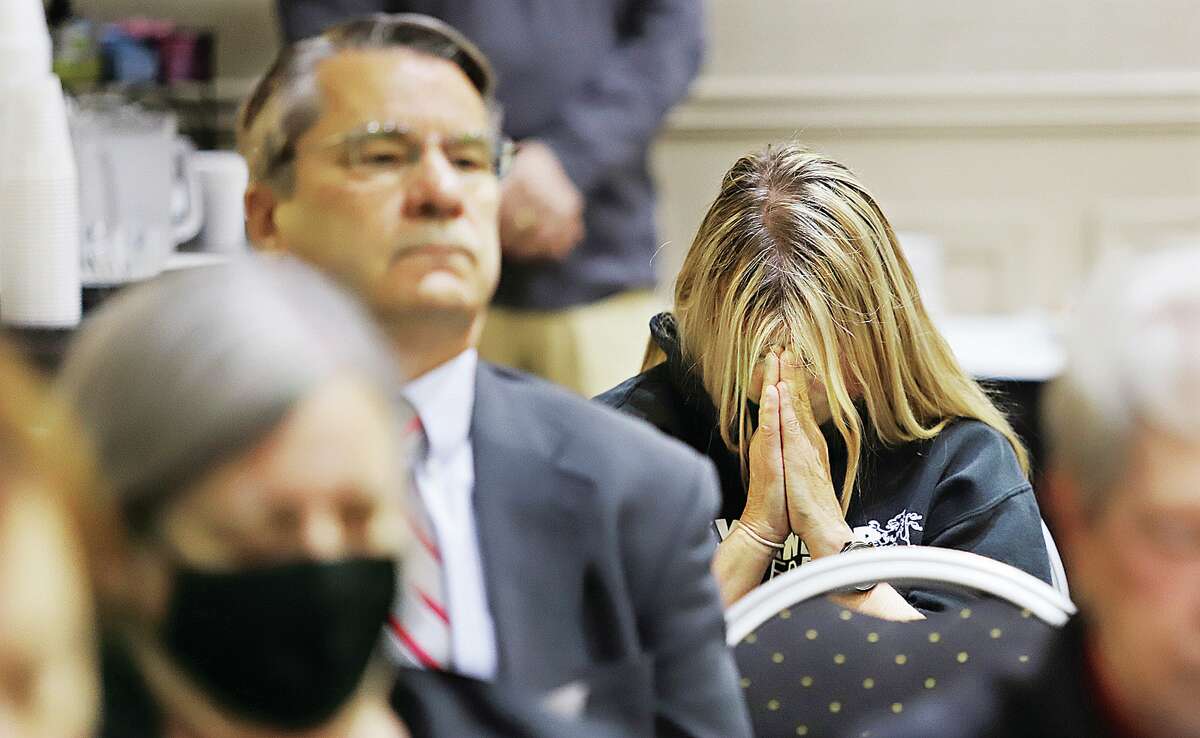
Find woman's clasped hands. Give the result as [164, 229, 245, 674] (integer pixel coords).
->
[741, 349, 855, 559]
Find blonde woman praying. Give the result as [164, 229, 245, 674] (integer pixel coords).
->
[597, 144, 1052, 619]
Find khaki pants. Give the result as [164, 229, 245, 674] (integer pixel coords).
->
[479, 290, 663, 397]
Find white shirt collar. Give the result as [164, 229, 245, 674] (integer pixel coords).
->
[401, 349, 478, 461]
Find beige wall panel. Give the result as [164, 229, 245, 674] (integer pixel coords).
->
[1091, 197, 1200, 258]
[652, 130, 1200, 312]
[706, 0, 1200, 78]
[656, 0, 1200, 313]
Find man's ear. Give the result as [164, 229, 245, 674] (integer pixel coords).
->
[244, 182, 286, 252]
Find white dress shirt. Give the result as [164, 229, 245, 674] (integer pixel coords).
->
[401, 349, 497, 680]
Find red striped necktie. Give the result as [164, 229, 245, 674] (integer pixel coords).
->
[388, 416, 452, 670]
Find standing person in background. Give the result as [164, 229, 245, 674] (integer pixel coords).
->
[872, 248, 1200, 738]
[237, 15, 749, 737]
[0, 342, 104, 738]
[278, 0, 705, 397]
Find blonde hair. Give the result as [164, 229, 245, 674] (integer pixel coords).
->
[0, 340, 109, 588]
[656, 144, 1028, 512]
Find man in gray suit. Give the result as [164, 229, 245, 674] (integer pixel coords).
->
[236, 14, 750, 738]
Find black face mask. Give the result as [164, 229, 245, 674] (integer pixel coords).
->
[161, 557, 397, 730]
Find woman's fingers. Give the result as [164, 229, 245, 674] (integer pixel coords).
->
[777, 350, 813, 445]
[749, 380, 782, 482]
[757, 382, 779, 440]
[776, 380, 811, 454]
[762, 349, 780, 392]
[779, 350, 826, 451]
[753, 350, 783, 450]
[780, 350, 815, 420]
[779, 379, 832, 472]
[777, 377, 843, 550]
[744, 382, 790, 542]
[754, 382, 784, 483]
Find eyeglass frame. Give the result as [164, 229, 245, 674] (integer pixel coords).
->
[297, 120, 514, 180]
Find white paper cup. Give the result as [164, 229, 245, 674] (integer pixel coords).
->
[0, 38, 52, 83]
[0, 72, 81, 326]
[0, 76, 77, 178]
[0, 0, 51, 81]
[190, 150, 249, 253]
[0, 179, 81, 327]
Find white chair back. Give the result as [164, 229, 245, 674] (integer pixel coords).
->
[726, 546, 1076, 646]
[1041, 519, 1070, 598]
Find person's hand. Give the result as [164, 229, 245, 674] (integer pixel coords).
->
[741, 351, 791, 546]
[777, 350, 854, 558]
[499, 141, 584, 261]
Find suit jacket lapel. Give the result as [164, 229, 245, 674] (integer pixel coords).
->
[470, 365, 596, 690]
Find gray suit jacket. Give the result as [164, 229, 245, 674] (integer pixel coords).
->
[469, 363, 751, 737]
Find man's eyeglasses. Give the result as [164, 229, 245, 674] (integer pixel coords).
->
[317, 121, 513, 178]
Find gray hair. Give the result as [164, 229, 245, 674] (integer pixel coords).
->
[1042, 245, 1200, 513]
[56, 255, 409, 536]
[236, 13, 497, 195]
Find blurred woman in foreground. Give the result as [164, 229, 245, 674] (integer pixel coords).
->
[0, 342, 103, 738]
[598, 144, 1052, 617]
[61, 257, 611, 738]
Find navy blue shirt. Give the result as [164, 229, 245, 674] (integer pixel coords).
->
[595, 314, 1053, 611]
[278, 0, 705, 309]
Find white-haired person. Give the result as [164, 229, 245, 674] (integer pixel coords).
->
[598, 144, 1052, 619]
[870, 247, 1200, 737]
[58, 257, 618, 738]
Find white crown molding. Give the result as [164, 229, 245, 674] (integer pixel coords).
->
[667, 70, 1200, 133]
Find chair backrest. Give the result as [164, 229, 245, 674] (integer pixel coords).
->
[727, 546, 1075, 645]
[725, 548, 1076, 738]
[1041, 519, 1070, 598]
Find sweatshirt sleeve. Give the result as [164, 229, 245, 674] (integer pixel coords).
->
[903, 423, 1054, 613]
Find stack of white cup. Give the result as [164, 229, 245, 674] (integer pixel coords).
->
[191, 150, 250, 253]
[0, 0, 51, 82]
[0, 0, 81, 327]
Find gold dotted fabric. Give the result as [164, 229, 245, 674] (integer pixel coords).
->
[734, 596, 1055, 737]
